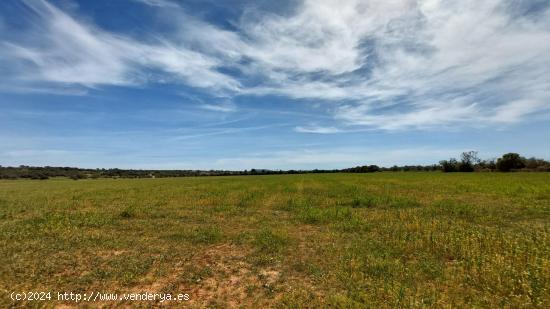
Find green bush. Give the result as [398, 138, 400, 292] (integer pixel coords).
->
[496, 153, 525, 172]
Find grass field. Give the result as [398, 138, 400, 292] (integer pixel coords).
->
[1, 173, 549, 308]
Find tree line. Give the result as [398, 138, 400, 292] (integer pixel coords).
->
[439, 152, 550, 172]
[0, 152, 548, 180]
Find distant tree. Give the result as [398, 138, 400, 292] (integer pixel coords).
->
[458, 151, 479, 172]
[524, 157, 550, 170]
[477, 159, 496, 171]
[367, 165, 380, 172]
[69, 174, 86, 180]
[537, 163, 550, 172]
[496, 153, 525, 172]
[344, 165, 380, 173]
[440, 158, 458, 172]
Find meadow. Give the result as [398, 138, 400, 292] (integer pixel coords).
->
[0, 173, 549, 308]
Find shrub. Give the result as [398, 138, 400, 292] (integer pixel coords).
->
[189, 226, 223, 244]
[440, 159, 458, 172]
[69, 174, 86, 180]
[477, 159, 496, 171]
[350, 197, 377, 208]
[496, 153, 525, 172]
[253, 229, 289, 254]
[119, 209, 134, 218]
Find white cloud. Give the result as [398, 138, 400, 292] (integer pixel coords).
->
[236, 0, 550, 129]
[2, 0, 550, 130]
[294, 125, 342, 134]
[130, 0, 178, 8]
[1, 0, 239, 93]
[200, 102, 237, 113]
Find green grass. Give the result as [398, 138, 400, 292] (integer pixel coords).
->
[0, 173, 549, 307]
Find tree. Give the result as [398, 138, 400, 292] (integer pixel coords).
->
[477, 159, 496, 171]
[367, 165, 380, 172]
[440, 158, 458, 172]
[496, 153, 525, 172]
[524, 157, 549, 170]
[458, 151, 479, 172]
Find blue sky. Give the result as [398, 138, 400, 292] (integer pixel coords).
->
[1, 0, 549, 170]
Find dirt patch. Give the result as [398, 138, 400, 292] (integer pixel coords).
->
[186, 244, 283, 308]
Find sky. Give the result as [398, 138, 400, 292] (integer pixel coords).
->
[1, 0, 549, 170]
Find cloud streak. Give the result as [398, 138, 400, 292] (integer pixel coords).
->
[130, 0, 178, 8]
[200, 102, 237, 113]
[1, 0, 239, 93]
[294, 125, 342, 134]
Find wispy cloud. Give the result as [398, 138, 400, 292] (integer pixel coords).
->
[130, 0, 178, 8]
[1, 0, 239, 93]
[236, 0, 550, 129]
[200, 102, 237, 113]
[1, 0, 550, 130]
[171, 124, 286, 141]
[294, 125, 342, 134]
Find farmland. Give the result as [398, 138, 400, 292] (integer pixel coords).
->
[1, 173, 549, 307]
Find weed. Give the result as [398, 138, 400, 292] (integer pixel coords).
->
[188, 226, 223, 244]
